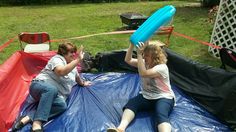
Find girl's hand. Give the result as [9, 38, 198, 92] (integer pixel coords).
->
[83, 81, 92, 87]
[137, 42, 147, 55]
[77, 45, 84, 61]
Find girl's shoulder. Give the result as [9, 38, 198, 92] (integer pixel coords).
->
[48, 54, 66, 65]
[50, 54, 65, 61]
[154, 63, 168, 69]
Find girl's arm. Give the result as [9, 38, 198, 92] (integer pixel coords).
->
[137, 42, 161, 78]
[124, 43, 138, 67]
[54, 59, 81, 76]
[137, 54, 161, 78]
[54, 46, 84, 76]
[75, 73, 92, 87]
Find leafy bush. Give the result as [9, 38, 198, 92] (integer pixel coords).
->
[207, 5, 218, 37]
[208, 5, 218, 24]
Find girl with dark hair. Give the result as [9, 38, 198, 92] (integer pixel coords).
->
[12, 42, 92, 132]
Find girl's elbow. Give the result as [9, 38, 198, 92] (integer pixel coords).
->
[55, 70, 66, 76]
[139, 72, 146, 77]
[125, 59, 130, 64]
[139, 71, 151, 77]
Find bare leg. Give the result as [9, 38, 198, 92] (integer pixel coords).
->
[20, 116, 31, 124]
[117, 109, 135, 131]
[32, 120, 43, 131]
[11, 115, 32, 131]
[157, 122, 171, 132]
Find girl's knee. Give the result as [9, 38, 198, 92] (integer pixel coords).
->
[48, 86, 58, 96]
[57, 102, 67, 114]
[61, 103, 67, 111]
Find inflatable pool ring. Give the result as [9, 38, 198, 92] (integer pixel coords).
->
[130, 5, 176, 47]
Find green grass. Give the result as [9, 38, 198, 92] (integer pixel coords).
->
[0, 1, 221, 67]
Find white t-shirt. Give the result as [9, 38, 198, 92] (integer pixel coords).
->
[140, 64, 175, 100]
[34, 54, 77, 99]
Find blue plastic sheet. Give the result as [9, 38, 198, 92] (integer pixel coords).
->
[18, 72, 231, 132]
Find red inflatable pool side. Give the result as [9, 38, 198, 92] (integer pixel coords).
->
[0, 51, 56, 132]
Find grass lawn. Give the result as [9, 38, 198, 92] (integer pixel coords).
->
[0, 1, 221, 67]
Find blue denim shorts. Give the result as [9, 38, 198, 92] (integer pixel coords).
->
[124, 94, 174, 125]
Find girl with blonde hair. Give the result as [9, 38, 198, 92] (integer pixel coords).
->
[107, 42, 175, 132]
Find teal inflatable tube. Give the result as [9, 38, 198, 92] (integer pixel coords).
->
[130, 5, 176, 47]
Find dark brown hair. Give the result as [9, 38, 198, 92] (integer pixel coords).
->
[57, 42, 77, 56]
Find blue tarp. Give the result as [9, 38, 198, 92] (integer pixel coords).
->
[18, 72, 231, 132]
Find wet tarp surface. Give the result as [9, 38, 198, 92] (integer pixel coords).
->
[19, 73, 231, 132]
[166, 49, 236, 130]
[0, 51, 233, 132]
[93, 49, 236, 130]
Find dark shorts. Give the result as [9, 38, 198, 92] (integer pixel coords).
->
[124, 94, 174, 125]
